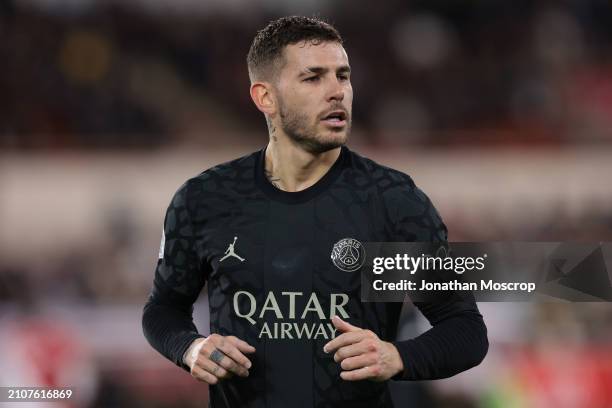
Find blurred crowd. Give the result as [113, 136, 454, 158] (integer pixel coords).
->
[2, 0, 612, 150]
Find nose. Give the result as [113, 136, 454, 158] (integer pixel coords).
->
[327, 78, 345, 102]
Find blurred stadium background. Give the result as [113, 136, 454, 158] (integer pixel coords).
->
[1, 0, 612, 407]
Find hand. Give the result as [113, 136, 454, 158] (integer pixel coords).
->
[184, 334, 256, 385]
[323, 316, 403, 381]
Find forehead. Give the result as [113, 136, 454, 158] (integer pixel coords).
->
[281, 41, 349, 72]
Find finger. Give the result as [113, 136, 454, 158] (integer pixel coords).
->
[226, 336, 256, 354]
[209, 336, 252, 367]
[340, 353, 377, 371]
[209, 340, 251, 375]
[216, 342, 253, 371]
[191, 364, 219, 385]
[324, 331, 368, 354]
[197, 356, 231, 379]
[209, 349, 249, 377]
[340, 365, 381, 381]
[331, 315, 360, 333]
[334, 340, 377, 363]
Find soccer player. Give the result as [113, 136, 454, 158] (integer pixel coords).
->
[142, 16, 488, 408]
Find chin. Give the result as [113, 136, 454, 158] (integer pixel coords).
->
[309, 136, 347, 154]
[322, 126, 349, 141]
[295, 136, 343, 155]
[286, 126, 349, 154]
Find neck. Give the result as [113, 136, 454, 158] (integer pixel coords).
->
[264, 138, 341, 192]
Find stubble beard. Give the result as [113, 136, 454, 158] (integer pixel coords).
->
[278, 103, 350, 155]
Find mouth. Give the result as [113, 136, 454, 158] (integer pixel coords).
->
[321, 110, 348, 128]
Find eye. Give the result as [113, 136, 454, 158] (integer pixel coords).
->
[304, 76, 320, 82]
[338, 74, 350, 81]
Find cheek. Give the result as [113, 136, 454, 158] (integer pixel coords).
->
[283, 89, 313, 113]
[346, 86, 354, 106]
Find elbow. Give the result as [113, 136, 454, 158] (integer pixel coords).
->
[453, 314, 489, 374]
[141, 299, 151, 340]
[141, 295, 157, 344]
[469, 318, 489, 369]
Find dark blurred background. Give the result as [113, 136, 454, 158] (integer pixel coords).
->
[1, 1, 612, 407]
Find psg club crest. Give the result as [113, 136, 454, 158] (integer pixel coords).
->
[331, 238, 366, 272]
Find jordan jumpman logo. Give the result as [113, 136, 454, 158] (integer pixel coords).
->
[220, 236, 245, 262]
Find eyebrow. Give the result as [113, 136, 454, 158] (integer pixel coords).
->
[300, 65, 351, 77]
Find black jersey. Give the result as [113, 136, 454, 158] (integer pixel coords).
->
[143, 145, 488, 408]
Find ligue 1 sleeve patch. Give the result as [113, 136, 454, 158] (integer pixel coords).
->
[158, 229, 165, 259]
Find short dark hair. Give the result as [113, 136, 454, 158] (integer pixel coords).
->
[247, 16, 343, 83]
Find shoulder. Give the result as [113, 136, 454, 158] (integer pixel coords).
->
[346, 148, 446, 240]
[192, 150, 258, 189]
[170, 150, 260, 206]
[183, 150, 259, 192]
[344, 147, 418, 196]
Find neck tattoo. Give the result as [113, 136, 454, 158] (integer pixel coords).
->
[266, 117, 278, 142]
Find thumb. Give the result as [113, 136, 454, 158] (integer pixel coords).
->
[331, 315, 359, 333]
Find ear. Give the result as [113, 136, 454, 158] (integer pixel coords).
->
[250, 82, 277, 116]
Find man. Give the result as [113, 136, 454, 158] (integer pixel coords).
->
[142, 16, 488, 408]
